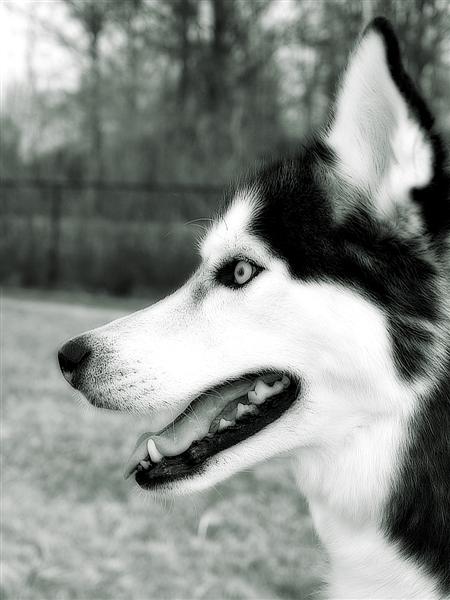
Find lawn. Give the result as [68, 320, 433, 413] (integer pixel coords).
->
[1, 290, 324, 600]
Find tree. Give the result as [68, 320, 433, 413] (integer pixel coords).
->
[63, 0, 111, 181]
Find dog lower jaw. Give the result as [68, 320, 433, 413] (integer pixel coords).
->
[134, 378, 299, 491]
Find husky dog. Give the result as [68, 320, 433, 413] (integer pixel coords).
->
[59, 18, 449, 599]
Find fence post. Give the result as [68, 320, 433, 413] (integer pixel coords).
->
[47, 184, 62, 287]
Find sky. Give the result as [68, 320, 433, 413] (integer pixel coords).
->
[1, 0, 83, 97]
[0, 0, 297, 95]
[0, 0, 300, 155]
[0, 1, 28, 89]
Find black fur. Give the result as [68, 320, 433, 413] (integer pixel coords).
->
[383, 357, 450, 594]
[366, 18, 450, 247]
[237, 19, 449, 591]
[247, 143, 443, 381]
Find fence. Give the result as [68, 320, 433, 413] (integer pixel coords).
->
[0, 179, 224, 295]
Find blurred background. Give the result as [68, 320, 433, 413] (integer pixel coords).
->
[1, 0, 449, 295]
[1, 1, 449, 599]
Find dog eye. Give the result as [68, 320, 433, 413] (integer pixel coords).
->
[234, 260, 254, 285]
[216, 259, 261, 288]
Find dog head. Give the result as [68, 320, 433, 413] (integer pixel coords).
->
[58, 19, 448, 495]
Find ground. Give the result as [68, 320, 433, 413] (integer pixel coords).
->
[1, 290, 325, 600]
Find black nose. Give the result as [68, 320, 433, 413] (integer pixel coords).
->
[58, 336, 91, 385]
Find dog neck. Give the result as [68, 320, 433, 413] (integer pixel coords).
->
[293, 372, 448, 599]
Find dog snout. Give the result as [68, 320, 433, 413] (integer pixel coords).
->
[58, 335, 91, 386]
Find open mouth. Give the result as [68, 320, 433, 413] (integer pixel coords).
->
[124, 372, 299, 489]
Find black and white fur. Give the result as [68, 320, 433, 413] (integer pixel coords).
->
[59, 19, 450, 598]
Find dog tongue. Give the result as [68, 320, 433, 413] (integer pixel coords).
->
[123, 374, 280, 479]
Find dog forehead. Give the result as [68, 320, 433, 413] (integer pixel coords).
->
[200, 188, 261, 260]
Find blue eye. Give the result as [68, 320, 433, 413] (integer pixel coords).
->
[216, 259, 262, 288]
[234, 260, 254, 285]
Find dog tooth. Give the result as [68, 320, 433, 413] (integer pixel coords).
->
[236, 403, 256, 419]
[218, 418, 233, 432]
[255, 379, 272, 395]
[147, 439, 163, 463]
[139, 460, 151, 470]
[248, 386, 268, 405]
[124, 435, 152, 479]
[281, 375, 290, 387]
[251, 378, 288, 403]
[271, 381, 284, 394]
[248, 390, 262, 404]
[236, 403, 246, 419]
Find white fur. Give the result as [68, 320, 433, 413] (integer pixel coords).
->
[327, 30, 433, 218]
[200, 188, 261, 261]
[76, 194, 440, 597]
[310, 501, 439, 599]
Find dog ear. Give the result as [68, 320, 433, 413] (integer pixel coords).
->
[325, 17, 446, 229]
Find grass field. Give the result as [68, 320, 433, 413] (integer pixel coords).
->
[1, 290, 324, 600]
